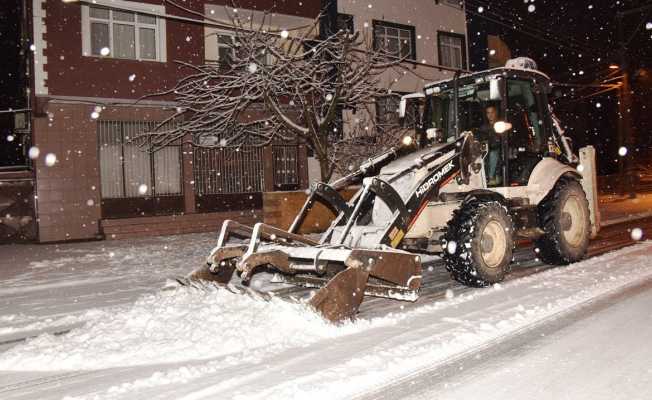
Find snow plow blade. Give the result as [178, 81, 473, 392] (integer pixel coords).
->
[187, 220, 422, 323]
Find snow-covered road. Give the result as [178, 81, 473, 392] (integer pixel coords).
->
[0, 219, 651, 399]
[389, 278, 652, 400]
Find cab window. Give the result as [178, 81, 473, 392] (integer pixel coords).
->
[506, 79, 546, 185]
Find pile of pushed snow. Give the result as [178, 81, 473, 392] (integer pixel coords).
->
[0, 285, 352, 371]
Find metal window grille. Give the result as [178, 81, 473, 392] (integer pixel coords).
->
[272, 145, 299, 187]
[193, 146, 265, 195]
[98, 120, 182, 199]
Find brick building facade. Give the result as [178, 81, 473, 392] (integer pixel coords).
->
[1, 0, 468, 243]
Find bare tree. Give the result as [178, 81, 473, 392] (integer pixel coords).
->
[142, 8, 402, 182]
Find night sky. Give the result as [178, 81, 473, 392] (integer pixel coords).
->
[467, 0, 652, 175]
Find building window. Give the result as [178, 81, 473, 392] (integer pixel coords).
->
[376, 95, 402, 132]
[82, 1, 166, 61]
[98, 121, 182, 199]
[214, 31, 268, 67]
[376, 94, 418, 132]
[373, 21, 416, 60]
[438, 32, 466, 69]
[336, 13, 354, 34]
[216, 32, 235, 65]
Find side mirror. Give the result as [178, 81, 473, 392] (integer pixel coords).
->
[489, 78, 502, 100]
[398, 97, 407, 119]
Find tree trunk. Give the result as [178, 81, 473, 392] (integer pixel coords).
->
[318, 156, 334, 183]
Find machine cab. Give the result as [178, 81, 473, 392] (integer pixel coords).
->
[415, 67, 554, 189]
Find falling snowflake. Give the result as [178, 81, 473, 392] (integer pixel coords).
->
[325, 93, 333, 101]
[576, 164, 585, 173]
[595, 102, 601, 108]
[630, 228, 643, 241]
[477, 6, 484, 13]
[6, 135, 14, 142]
[44, 153, 57, 167]
[280, 30, 289, 39]
[128, 74, 136, 82]
[446, 240, 457, 254]
[138, 184, 148, 195]
[100, 47, 110, 56]
[618, 146, 627, 156]
[489, 49, 496, 56]
[28, 146, 40, 159]
[91, 111, 100, 120]
[445, 289, 454, 299]
[646, 22, 652, 30]
[86, 199, 95, 206]
[527, 4, 536, 12]
[29, 44, 36, 51]
[248, 63, 258, 73]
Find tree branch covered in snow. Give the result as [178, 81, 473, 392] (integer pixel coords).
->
[140, 7, 406, 181]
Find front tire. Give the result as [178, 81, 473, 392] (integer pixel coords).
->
[442, 200, 514, 287]
[535, 178, 591, 264]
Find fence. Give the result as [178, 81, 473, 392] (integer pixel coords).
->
[98, 122, 304, 217]
[193, 146, 265, 195]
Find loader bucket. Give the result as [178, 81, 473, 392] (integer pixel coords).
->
[186, 220, 422, 323]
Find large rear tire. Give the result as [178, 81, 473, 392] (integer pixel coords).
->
[535, 178, 590, 264]
[442, 200, 514, 287]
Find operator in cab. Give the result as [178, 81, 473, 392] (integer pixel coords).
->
[477, 104, 503, 186]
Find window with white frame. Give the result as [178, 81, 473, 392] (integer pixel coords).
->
[373, 21, 416, 60]
[82, 2, 166, 61]
[214, 31, 268, 67]
[438, 32, 466, 69]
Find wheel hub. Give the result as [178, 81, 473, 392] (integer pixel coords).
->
[560, 212, 572, 231]
[561, 195, 587, 247]
[480, 220, 506, 268]
[481, 235, 494, 253]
